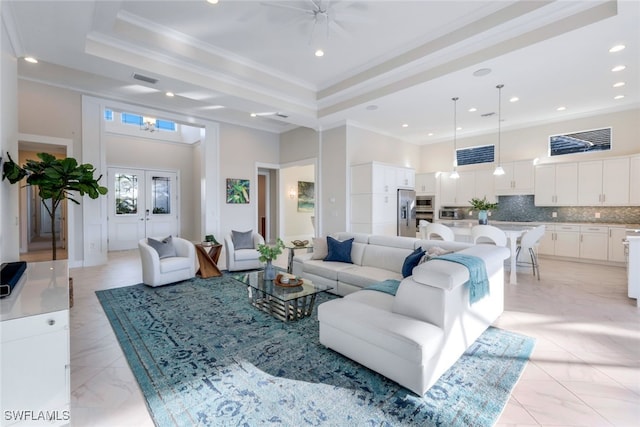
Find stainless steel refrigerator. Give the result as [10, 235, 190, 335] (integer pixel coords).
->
[397, 189, 416, 237]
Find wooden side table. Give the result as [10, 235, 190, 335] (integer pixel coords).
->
[195, 243, 223, 278]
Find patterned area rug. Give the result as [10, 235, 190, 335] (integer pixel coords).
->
[96, 275, 534, 426]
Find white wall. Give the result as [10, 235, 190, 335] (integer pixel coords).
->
[218, 123, 280, 240]
[280, 164, 314, 242]
[105, 133, 197, 241]
[1, 9, 19, 261]
[347, 124, 421, 169]
[420, 108, 640, 172]
[320, 126, 348, 235]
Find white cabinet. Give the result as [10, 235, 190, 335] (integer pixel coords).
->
[1, 261, 70, 427]
[350, 162, 414, 235]
[538, 224, 580, 258]
[578, 158, 629, 206]
[630, 156, 640, 206]
[439, 170, 494, 206]
[396, 167, 415, 189]
[608, 227, 627, 263]
[474, 169, 497, 203]
[579, 225, 608, 260]
[415, 172, 437, 194]
[494, 160, 535, 195]
[535, 163, 578, 206]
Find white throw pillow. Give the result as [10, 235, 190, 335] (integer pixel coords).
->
[311, 236, 328, 260]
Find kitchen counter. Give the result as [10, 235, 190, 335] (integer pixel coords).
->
[436, 219, 640, 228]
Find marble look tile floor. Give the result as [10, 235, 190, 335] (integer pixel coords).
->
[68, 250, 639, 426]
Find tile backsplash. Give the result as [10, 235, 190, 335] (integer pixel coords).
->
[459, 195, 640, 225]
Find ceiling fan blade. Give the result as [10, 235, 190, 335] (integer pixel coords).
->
[328, 19, 352, 40]
[259, 2, 314, 15]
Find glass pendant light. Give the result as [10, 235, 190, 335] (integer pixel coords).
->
[450, 97, 460, 179]
[493, 84, 506, 176]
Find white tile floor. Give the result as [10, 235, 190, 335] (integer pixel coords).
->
[67, 250, 640, 426]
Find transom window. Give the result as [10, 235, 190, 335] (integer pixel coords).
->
[104, 109, 177, 132]
[456, 144, 495, 166]
[549, 127, 611, 156]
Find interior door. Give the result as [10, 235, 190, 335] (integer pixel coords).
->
[107, 168, 179, 250]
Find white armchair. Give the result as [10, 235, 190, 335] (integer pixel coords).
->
[138, 236, 196, 287]
[224, 230, 265, 271]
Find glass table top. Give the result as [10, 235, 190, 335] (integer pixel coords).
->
[230, 270, 333, 302]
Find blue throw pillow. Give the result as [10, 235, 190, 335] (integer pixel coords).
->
[402, 247, 425, 278]
[324, 236, 354, 263]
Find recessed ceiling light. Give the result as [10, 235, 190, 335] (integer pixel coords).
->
[613, 82, 626, 88]
[473, 68, 491, 77]
[427, 133, 434, 136]
[24, 56, 38, 64]
[250, 113, 257, 117]
[366, 105, 378, 111]
[206, 0, 219, 4]
[509, 97, 519, 103]
[456, 126, 462, 131]
[166, 92, 175, 97]
[611, 65, 626, 72]
[402, 123, 409, 128]
[556, 106, 566, 111]
[614, 95, 625, 100]
[315, 49, 324, 57]
[468, 107, 477, 112]
[609, 44, 625, 53]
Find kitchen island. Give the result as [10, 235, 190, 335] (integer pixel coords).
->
[435, 220, 533, 284]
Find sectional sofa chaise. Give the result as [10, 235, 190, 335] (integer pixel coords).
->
[292, 232, 510, 395]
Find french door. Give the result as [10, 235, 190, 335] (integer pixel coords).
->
[107, 168, 179, 250]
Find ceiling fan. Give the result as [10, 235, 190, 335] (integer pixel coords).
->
[261, 0, 368, 43]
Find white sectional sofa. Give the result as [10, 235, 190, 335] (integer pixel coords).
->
[293, 232, 510, 396]
[291, 232, 472, 296]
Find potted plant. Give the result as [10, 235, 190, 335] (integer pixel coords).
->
[469, 196, 498, 225]
[2, 152, 108, 260]
[257, 238, 285, 280]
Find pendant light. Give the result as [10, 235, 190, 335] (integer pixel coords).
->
[450, 97, 460, 179]
[493, 84, 505, 176]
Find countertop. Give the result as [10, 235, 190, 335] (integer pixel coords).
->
[0, 260, 69, 322]
[435, 220, 640, 229]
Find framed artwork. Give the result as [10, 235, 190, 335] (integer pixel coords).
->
[297, 181, 314, 212]
[226, 178, 250, 204]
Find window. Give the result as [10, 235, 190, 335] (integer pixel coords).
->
[122, 112, 143, 126]
[456, 145, 495, 166]
[114, 173, 138, 215]
[549, 127, 611, 156]
[151, 176, 171, 214]
[156, 119, 176, 132]
[104, 109, 113, 121]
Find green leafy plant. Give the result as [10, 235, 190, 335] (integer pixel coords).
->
[2, 152, 108, 260]
[469, 196, 498, 211]
[257, 238, 285, 263]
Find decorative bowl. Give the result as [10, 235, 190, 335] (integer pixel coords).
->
[291, 239, 309, 247]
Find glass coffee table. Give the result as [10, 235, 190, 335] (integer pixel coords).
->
[230, 270, 333, 322]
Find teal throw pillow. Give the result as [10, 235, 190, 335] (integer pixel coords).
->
[232, 230, 254, 249]
[402, 247, 425, 278]
[148, 236, 177, 259]
[324, 236, 354, 263]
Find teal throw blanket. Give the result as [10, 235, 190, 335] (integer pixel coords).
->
[436, 253, 489, 304]
[365, 279, 401, 296]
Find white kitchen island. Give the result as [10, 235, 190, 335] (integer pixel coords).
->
[437, 220, 534, 285]
[627, 235, 640, 307]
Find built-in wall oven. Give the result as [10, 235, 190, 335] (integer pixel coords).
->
[416, 195, 435, 231]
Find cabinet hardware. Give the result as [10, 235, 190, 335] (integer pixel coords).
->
[48, 319, 56, 326]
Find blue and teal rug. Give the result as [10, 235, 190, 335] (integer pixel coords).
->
[96, 275, 534, 426]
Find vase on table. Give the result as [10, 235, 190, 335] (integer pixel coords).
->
[478, 210, 488, 225]
[264, 259, 276, 280]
